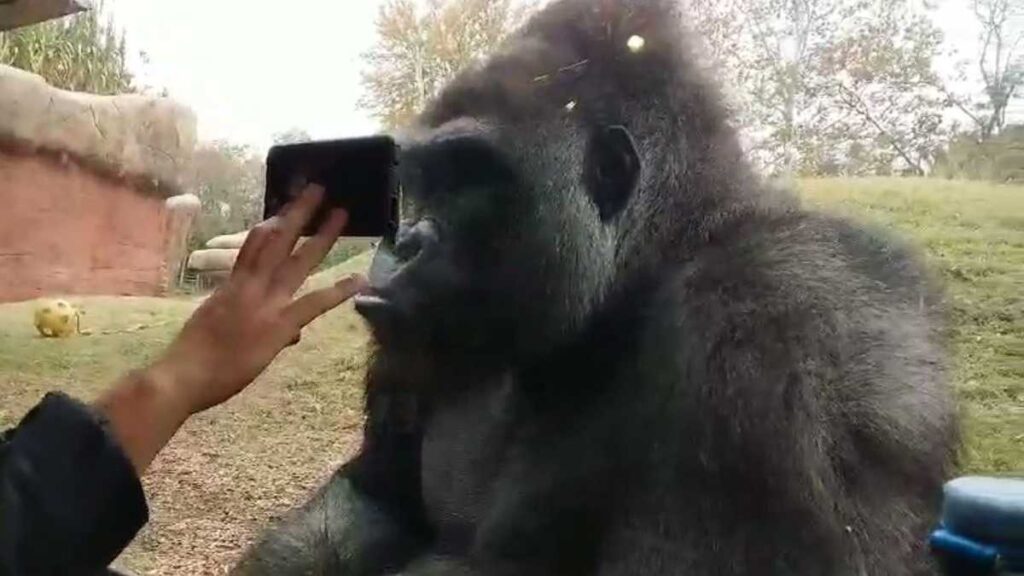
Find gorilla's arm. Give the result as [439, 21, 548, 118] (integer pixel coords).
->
[232, 381, 430, 576]
[231, 461, 419, 575]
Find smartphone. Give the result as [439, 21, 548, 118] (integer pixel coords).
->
[264, 136, 400, 241]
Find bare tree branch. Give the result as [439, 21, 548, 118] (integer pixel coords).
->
[970, 0, 1022, 138]
[836, 82, 925, 175]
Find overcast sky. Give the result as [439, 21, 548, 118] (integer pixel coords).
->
[107, 0, 387, 150]
[103, 0, 1008, 152]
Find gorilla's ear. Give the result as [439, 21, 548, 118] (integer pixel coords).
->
[585, 125, 642, 221]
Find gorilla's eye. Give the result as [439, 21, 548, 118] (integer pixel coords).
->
[420, 136, 518, 194]
[585, 125, 642, 221]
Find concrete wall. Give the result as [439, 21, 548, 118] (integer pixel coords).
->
[0, 64, 198, 303]
[0, 149, 196, 302]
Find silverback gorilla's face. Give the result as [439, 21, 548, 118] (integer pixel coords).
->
[355, 116, 641, 361]
[350, 1, 684, 362]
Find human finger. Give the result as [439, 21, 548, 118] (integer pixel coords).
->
[255, 184, 325, 271]
[233, 218, 278, 276]
[284, 274, 367, 328]
[274, 209, 349, 294]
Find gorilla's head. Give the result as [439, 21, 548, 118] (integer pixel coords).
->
[355, 0, 754, 362]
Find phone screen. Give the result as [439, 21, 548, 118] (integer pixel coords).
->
[264, 136, 400, 241]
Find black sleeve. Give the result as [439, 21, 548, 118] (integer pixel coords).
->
[0, 393, 149, 576]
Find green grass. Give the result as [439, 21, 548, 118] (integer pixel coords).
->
[0, 178, 1020, 572]
[0, 297, 191, 426]
[799, 178, 1024, 473]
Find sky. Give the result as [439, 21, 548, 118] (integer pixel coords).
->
[103, 0, 1012, 152]
[107, 0, 389, 151]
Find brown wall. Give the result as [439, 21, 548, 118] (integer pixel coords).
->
[0, 149, 187, 303]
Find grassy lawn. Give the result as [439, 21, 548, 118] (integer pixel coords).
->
[0, 178, 1020, 573]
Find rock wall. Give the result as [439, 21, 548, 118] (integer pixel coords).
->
[0, 64, 199, 303]
[164, 194, 202, 287]
[0, 150, 199, 302]
[0, 65, 196, 194]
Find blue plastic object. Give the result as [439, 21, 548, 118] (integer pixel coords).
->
[931, 476, 1024, 574]
[944, 477, 1024, 543]
[930, 528, 1001, 571]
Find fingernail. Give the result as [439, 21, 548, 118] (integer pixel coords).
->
[338, 273, 368, 291]
[306, 183, 326, 198]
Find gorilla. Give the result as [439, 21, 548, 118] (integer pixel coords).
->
[234, 0, 959, 573]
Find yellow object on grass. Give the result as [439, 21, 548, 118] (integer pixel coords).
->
[33, 299, 82, 338]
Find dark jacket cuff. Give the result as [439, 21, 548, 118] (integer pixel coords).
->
[1, 392, 149, 575]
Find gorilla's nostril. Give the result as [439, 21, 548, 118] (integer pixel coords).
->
[394, 219, 440, 262]
[394, 235, 423, 262]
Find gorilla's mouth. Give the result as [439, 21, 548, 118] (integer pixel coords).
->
[353, 292, 390, 308]
[354, 244, 407, 328]
[353, 291, 394, 321]
[355, 219, 442, 329]
[355, 289, 416, 343]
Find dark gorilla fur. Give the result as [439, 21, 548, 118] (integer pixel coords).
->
[234, 0, 959, 574]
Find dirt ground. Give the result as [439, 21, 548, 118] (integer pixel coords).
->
[113, 338, 370, 575]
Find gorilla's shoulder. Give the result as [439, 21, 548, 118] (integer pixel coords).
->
[662, 200, 938, 320]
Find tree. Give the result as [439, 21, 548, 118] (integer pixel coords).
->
[186, 142, 266, 249]
[685, 0, 949, 176]
[819, 2, 949, 175]
[0, 1, 134, 95]
[273, 128, 313, 145]
[734, 0, 850, 172]
[360, 0, 532, 129]
[947, 0, 1023, 141]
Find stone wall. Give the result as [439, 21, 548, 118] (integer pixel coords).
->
[0, 64, 199, 303]
[0, 150, 198, 302]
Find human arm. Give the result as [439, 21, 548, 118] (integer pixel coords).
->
[96, 184, 366, 475]
[0, 393, 148, 576]
[0, 185, 365, 575]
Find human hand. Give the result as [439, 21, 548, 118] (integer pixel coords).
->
[151, 184, 367, 415]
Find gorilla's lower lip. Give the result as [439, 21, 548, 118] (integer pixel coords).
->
[353, 293, 399, 323]
[354, 293, 390, 309]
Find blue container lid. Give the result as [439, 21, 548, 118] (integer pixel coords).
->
[942, 477, 1024, 544]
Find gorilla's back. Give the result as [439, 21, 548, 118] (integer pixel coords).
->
[612, 202, 957, 574]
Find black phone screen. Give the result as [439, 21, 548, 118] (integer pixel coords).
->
[264, 136, 400, 241]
